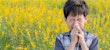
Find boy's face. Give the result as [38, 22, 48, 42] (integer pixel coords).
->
[65, 12, 88, 31]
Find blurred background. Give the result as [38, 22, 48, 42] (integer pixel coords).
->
[0, 0, 110, 50]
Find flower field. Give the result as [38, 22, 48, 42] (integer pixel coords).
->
[0, 0, 110, 50]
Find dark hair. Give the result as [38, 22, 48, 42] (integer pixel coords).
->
[63, 0, 89, 18]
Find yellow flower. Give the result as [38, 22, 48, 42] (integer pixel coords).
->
[27, 31, 31, 38]
[4, 9, 9, 17]
[35, 30, 38, 38]
[28, 14, 34, 24]
[20, 40, 24, 45]
[2, 31, 4, 37]
[24, 47, 28, 50]
[99, 48, 102, 50]
[30, 42, 36, 49]
[5, 44, 10, 49]
[44, 37, 48, 42]
[26, 29, 31, 38]
[16, 46, 23, 50]
[12, 26, 17, 35]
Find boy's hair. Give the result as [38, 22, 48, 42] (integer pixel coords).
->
[63, 0, 89, 18]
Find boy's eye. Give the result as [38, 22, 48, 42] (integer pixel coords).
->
[77, 18, 81, 21]
[69, 18, 81, 22]
[69, 19, 74, 22]
[69, 19, 73, 22]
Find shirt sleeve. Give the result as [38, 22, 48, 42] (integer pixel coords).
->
[54, 37, 65, 50]
[89, 37, 98, 50]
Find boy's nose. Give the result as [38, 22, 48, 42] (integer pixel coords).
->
[73, 22, 78, 27]
[74, 22, 78, 26]
[74, 20, 78, 24]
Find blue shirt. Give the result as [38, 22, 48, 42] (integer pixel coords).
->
[54, 30, 98, 50]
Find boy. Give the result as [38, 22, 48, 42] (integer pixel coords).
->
[54, 0, 98, 50]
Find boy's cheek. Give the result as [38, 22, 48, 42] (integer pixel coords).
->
[69, 26, 73, 30]
[79, 23, 84, 29]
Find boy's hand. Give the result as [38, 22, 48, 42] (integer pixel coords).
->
[75, 24, 85, 44]
[70, 24, 79, 44]
[70, 24, 85, 44]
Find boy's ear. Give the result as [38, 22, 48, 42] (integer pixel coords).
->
[85, 16, 88, 22]
[64, 17, 67, 22]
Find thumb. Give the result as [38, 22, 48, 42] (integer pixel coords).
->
[76, 33, 82, 37]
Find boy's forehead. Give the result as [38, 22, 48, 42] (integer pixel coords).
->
[69, 12, 84, 17]
[69, 13, 84, 18]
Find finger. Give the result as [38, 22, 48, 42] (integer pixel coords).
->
[73, 25, 78, 33]
[76, 26, 81, 31]
[76, 33, 82, 38]
[75, 25, 82, 33]
[72, 26, 75, 32]
[80, 32, 84, 36]
[74, 26, 78, 34]
[71, 27, 75, 35]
